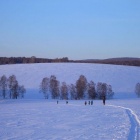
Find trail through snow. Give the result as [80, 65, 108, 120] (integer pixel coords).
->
[108, 104, 140, 140]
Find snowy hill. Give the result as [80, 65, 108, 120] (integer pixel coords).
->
[0, 63, 140, 99]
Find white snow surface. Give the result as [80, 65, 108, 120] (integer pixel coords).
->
[0, 99, 140, 140]
[0, 63, 140, 140]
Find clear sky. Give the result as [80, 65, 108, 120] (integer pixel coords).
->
[0, 0, 140, 60]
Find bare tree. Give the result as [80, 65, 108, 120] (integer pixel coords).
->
[61, 82, 68, 100]
[8, 75, 20, 99]
[0, 75, 26, 99]
[18, 85, 26, 98]
[102, 83, 107, 97]
[69, 84, 77, 100]
[40, 77, 49, 99]
[0, 75, 7, 99]
[12, 80, 19, 99]
[96, 82, 107, 99]
[49, 75, 60, 99]
[76, 75, 87, 99]
[87, 81, 96, 99]
[96, 82, 102, 99]
[107, 85, 114, 99]
[8, 75, 17, 99]
[135, 83, 140, 97]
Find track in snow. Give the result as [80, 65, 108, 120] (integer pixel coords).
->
[108, 105, 140, 140]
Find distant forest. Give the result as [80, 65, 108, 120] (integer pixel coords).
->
[76, 58, 140, 67]
[0, 56, 69, 64]
[0, 56, 140, 66]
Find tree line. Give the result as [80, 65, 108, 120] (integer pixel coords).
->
[0, 57, 69, 65]
[0, 75, 26, 99]
[76, 58, 140, 67]
[40, 75, 114, 100]
[1, 57, 140, 67]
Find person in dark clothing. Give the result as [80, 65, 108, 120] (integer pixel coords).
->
[57, 100, 59, 104]
[85, 101, 87, 105]
[88, 101, 90, 105]
[91, 100, 93, 105]
[66, 101, 68, 104]
[103, 96, 106, 105]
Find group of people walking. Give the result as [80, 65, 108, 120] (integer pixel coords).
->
[85, 96, 106, 105]
[57, 96, 106, 105]
[57, 100, 68, 104]
[85, 100, 93, 105]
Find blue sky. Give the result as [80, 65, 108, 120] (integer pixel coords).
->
[0, 0, 140, 59]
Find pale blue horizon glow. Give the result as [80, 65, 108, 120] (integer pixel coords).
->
[0, 0, 140, 60]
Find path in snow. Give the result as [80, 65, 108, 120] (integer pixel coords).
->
[108, 104, 140, 140]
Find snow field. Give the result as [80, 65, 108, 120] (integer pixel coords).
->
[0, 63, 140, 139]
[0, 99, 140, 140]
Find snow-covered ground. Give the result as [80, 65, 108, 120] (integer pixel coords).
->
[0, 99, 140, 140]
[0, 63, 140, 139]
